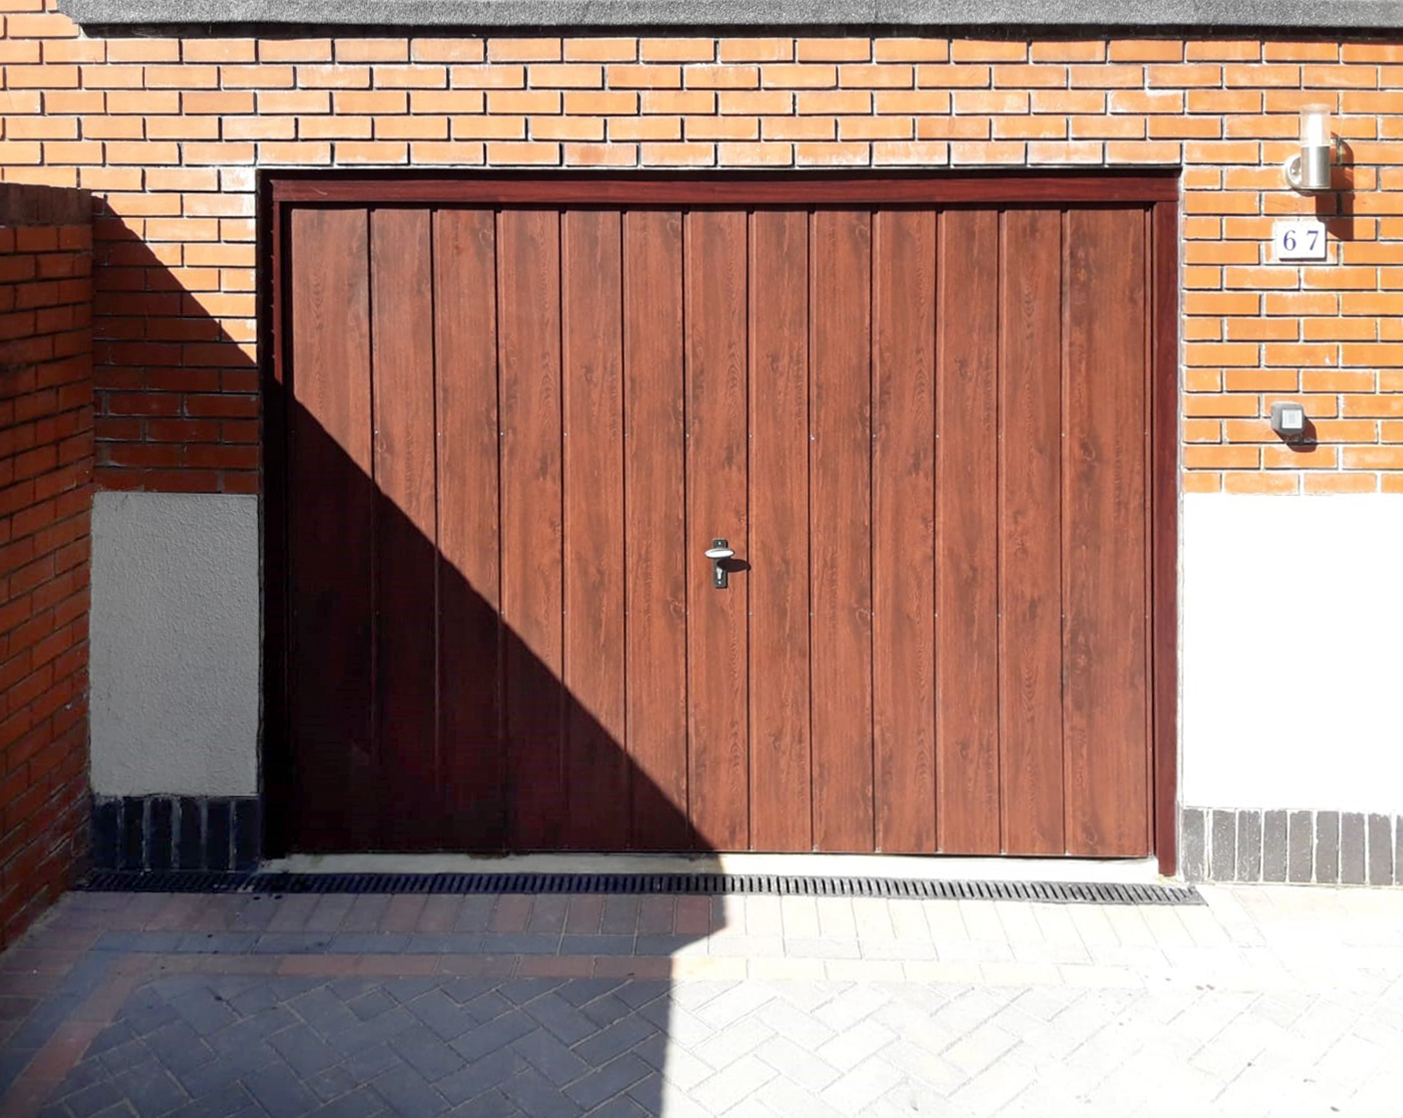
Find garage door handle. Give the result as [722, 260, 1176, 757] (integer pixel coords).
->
[704, 539, 736, 589]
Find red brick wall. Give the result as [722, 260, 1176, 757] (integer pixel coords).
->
[2, 8, 1402, 498]
[0, 184, 93, 948]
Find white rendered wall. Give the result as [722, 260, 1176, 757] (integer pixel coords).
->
[90, 492, 259, 797]
[1182, 492, 1403, 814]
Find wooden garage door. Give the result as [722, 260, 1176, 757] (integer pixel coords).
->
[273, 179, 1169, 857]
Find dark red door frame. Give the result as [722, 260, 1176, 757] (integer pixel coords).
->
[259, 170, 1181, 876]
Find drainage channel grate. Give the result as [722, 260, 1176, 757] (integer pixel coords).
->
[82, 871, 1203, 906]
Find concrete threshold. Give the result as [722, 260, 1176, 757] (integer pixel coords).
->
[261, 851, 1165, 885]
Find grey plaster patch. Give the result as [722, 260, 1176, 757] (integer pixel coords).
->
[1262, 810, 1287, 884]
[1179, 809, 1205, 884]
[1370, 814, 1395, 887]
[1235, 810, 1261, 883]
[58, 0, 1403, 29]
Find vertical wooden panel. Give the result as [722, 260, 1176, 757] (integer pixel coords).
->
[370, 208, 439, 850]
[434, 208, 504, 851]
[748, 209, 811, 853]
[998, 209, 1066, 855]
[936, 209, 1001, 854]
[685, 209, 749, 852]
[562, 209, 628, 850]
[623, 210, 690, 851]
[1064, 207, 1151, 856]
[287, 207, 375, 852]
[498, 208, 565, 851]
[810, 208, 874, 852]
[872, 209, 936, 854]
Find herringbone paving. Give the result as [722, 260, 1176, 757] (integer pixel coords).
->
[3, 884, 1402, 1117]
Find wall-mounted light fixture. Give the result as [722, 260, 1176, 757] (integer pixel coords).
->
[1270, 401, 1308, 442]
[1283, 105, 1343, 193]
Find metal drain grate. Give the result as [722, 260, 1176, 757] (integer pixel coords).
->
[81, 870, 1203, 905]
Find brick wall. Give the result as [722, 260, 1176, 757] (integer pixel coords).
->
[0, 181, 93, 948]
[1, 4, 1401, 494]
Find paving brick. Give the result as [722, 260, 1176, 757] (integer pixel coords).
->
[242, 1059, 320, 1118]
[388, 1023, 462, 1082]
[370, 1063, 450, 1116]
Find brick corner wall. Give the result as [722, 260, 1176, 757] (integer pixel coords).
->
[0, 181, 94, 948]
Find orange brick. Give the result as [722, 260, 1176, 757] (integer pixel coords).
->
[333, 40, 410, 64]
[951, 40, 1028, 63]
[487, 90, 561, 114]
[874, 90, 951, 114]
[296, 64, 372, 89]
[991, 64, 1065, 88]
[374, 65, 449, 89]
[994, 117, 1068, 141]
[609, 117, 682, 142]
[453, 116, 527, 140]
[375, 116, 449, 140]
[872, 140, 950, 165]
[950, 140, 1026, 165]
[954, 90, 1029, 115]
[1031, 41, 1106, 62]
[1303, 65, 1378, 89]
[1028, 140, 1103, 164]
[1342, 447, 1403, 469]
[1184, 395, 1260, 418]
[640, 90, 715, 114]
[640, 141, 714, 166]
[1341, 396, 1403, 418]
[686, 65, 760, 90]
[528, 63, 603, 88]
[608, 64, 682, 89]
[874, 39, 949, 63]
[531, 116, 604, 142]
[639, 39, 715, 63]
[764, 117, 837, 142]
[760, 64, 836, 89]
[259, 39, 334, 62]
[487, 39, 561, 62]
[562, 39, 636, 63]
[563, 91, 638, 115]
[451, 64, 526, 89]
[838, 117, 913, 141]
[1224, 472, 1299, 493]
[797, 90, 871, 114]
[795, 141, 870, 166]
[1110, 90, 1184, 114]
[915, 65, 991, 88]
[1263, 444, 1337, 468]
[412, 39, 488, 63]
[684, 116, 758, 141]
[1183, 472, 1223, 493]
[563, 142, 637, 166]
[1146, 64, 1222, 88]
[1030, 90, 1105, 114]
[1069, 64, 1144, 88]
[719, 39, 792, 63]
[1108, 40, 1185, 62]
[1183, 419, 1222, 442]
[483, 140, 559, 163]
[1184, 445, 1260, 468]
[717, 91, 792, 115]
[717, 142, 793, 166]
[410, 140, 487, 163]
[335, 90, 409, 114]
[412, 89, 487, 113]
[1304, 473, 1378, 493]
[144, 65, 219, 89]
[798, 39, 872, 62]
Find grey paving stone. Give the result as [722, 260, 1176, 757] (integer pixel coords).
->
[111, 1067, 190, 1118]
[389, 1024, 463, 1082]
[1180, 808, 1205, 883]
[268, 1024, 339, 1079]
[559, 935, 635, 956]
[88, 1022, 137, 1057]
[572, 1015, 658, 1066]
[381, 979, 440, 1005]
[438, 980, 493, 1006]
[347, 991, 398, 1023]
[165, 1084, 258, 1118]
[564, 1052, 652, 1110]
[115, 994, 180, 1038]
[511, 1027, 590, 1087]
[254, 935, 335, 956]
[142, 1021, 216, 1075]
[323, 1008, 419, 1058]
[458, 992, 512, 1026]
[175, 934, 260, 956]
[445, 1089, 525, 1118]
[579, 993, 633, 1027]
[451, 1011, 537, 1063]
[1341, 812, 1367, 885]
[585, 1095, 651, 1118]
[1236, 810, 1262, 882]
[169, 989, 239, 1038]
[243, 1059, 320, 1118]
[288, 989, 360, 1037]
[305, 1064, 358, 1103]
[1262, 810, 1288, 883]
[1288, 810, 1314, 883]
[1209, 810, 1236, 881]
[521, 994, 597, 1045]
[207, 1006, 300, 1056]
[60, 1079, 124, 1118]
[1317, 810, 1341, 884]
[402, 989, 474, 1041]
[175, 1042, 276, 1099]
[370, 1064, 450, 1117]
[343, 1043, 403, 1081]
[612, 983, 668, 1010]
[1368, 813, 1395, 886]
[307, 1086, 387, 1118]
[499, 1067, 583, 1118]
[435, 1046, 523, 1106]
[479, 934, 560, 956]
[328, 935, 410, 955]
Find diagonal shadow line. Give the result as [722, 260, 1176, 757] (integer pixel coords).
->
[89, 195, 726, 1118]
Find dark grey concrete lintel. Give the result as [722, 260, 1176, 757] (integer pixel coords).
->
[56, 0, 1403, 30]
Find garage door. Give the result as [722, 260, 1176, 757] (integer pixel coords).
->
[270, 176, 1174, 858]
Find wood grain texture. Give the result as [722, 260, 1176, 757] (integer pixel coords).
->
[1063, 206, 1151, 857]
[1151, 198, 1180, 876]
[998, 208, 1066, 856]
[370, 207, 439, 850]
[286, 207, 375, 852]
[872, 208, 937, 854]
[809, 208, 874, 853]
[562, 208, 628, 851]
[685, 208, 750, 852]
[434, 208, 504, 850]
[274, 174, 1180, 208]
[623, 209, 690, 851]
[748, 209, 812, 853]
[497, 208, 565, 851]
[936, 208, 1001, 855]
